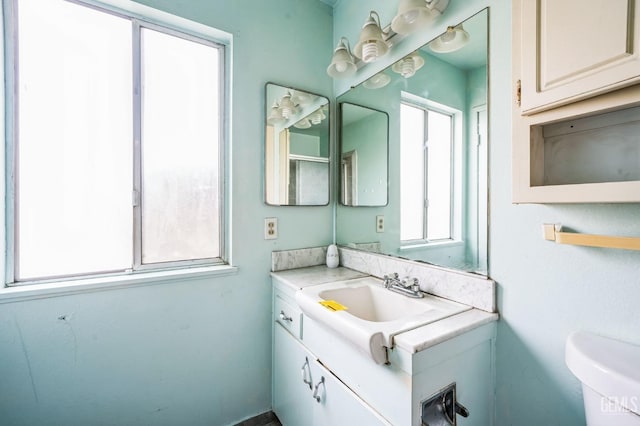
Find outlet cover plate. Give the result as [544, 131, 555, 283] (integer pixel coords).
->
[265, 217, 278, 239]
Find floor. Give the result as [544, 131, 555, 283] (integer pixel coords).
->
[234, 411, 282, 426]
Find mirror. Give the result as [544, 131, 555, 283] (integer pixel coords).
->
[336, 9, 488, 275]
[339, 103, 389, 206]
[265, 83, 330, 206]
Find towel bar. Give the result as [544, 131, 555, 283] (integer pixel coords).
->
[542, 224, 640, 251]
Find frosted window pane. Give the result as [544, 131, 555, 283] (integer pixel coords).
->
[141, 29, 221, 264]
[17, 0, 133, 280]
[400, 104, 425, 241]
[426, 111, 452, 240]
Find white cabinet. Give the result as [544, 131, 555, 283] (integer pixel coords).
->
[272, 282, 391, 426]
[515, 0, 640, 115]
[272, 276, 497, 425]
[273, 324, 390, 426]
[512, 0, 640, 203]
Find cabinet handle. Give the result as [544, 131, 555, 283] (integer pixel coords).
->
[300, 357, 312, 389]
[312, 376, 325, 403]
[279, 310, 293, 323]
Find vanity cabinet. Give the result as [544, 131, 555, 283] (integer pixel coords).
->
[515, 0, 640, 115]
[272, 273, 497, 425]
[272, 281, 390, 426]
[273, 325, 390, 426]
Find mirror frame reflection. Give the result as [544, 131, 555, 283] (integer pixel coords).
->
[335, 9, 489, 275]
[264, 83, 330, 206]
[339, 102, 389, 207]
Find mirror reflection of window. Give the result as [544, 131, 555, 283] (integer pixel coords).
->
[400, 98, 460, 244]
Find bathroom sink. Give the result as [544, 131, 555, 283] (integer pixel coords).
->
[295, 276, 470, 364]
[319, 284, 435, 322]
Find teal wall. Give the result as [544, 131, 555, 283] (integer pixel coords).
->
[341, 111, 388, 206]
[1, 1, 639, 426]
[334, 1, 640, 425]
[0, 1, 333, 425]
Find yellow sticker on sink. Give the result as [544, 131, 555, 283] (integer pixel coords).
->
[319, 300, 348, 311]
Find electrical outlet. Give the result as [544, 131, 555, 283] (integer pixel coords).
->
[265, 217, 278, 240]
[376, 215, 384, 233]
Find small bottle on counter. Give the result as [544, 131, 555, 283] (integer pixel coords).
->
[326, 244, 339, 268]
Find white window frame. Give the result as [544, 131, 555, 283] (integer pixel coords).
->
[400, 92, 463, 248]
[3, 0, 231, 286]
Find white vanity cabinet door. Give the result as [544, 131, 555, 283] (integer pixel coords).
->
[516, 0, 640, 115]
[308, 357, 391, 426]
[273, 324, 314, 426]
[273, 324, 391, 426]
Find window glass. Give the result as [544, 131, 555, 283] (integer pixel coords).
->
[400, 103, 425, 241]
[400, 102, 453, 243]
[141, 29, 221, 264]
[426, 110, 452, 241]
[12, 0, 225, 282]
[17, 0, 132, 279]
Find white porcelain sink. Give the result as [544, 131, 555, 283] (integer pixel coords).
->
[319, 284, 435, 322]
[295, 276, 470, 364]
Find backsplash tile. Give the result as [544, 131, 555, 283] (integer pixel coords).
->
[339, 247, 496, 313]
[271, 246, 496, 313]
[271, 247, 327, 271]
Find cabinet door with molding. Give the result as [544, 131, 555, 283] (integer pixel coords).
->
[515, 0, 640, 114]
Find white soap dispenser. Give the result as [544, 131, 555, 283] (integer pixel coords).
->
[326, 244, 339, 268]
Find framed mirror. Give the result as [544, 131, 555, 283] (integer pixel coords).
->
[336, 9, 489, 275]
[264, 83, 330, 206]
[339, 103, 389, 206]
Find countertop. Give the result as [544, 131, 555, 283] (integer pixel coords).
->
[271, 266, 498, 355]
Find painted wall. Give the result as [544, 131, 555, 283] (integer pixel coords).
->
[333, 1, 640, 425]
[0, 1, 333, 425]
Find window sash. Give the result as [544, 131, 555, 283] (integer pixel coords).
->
[5, 0, 227, 284]
[400, 101, 455, 244]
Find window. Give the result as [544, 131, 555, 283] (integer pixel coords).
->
[400, 98, 460, 244]
[8, 0, 226, 283]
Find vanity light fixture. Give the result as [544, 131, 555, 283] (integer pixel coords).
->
[391, 0, 450, 35]
[391, 51, 425, 78]
[267, 101, 285, 125]
[309, 108, 326, 125]
[353, 11, 389, 63]
[293, 118, 312, 129]
[278, 92, 297, 119]
[428, 24, 469, 53]
[327, 37, 357, 78]
[362, 72, 391, 89]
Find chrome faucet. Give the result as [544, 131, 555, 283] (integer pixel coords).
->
[383, 273, 424, 298]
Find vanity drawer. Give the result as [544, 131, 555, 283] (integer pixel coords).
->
[274, 295, 303, 339]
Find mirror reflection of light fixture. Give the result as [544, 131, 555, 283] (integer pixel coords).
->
[353, 11, 389, 63]
[428, 24, 470, 53]
[293, 118, 312, 129]
[279, 92, 297, 119]
[291, 90, 316, 105]
[327, 37, 357, 78]
[267, 101, 285, 125]
[309, 108, 326, 125]
[363, 72, 391, 89]
[391, 0, 449, 35]
[391, 51, 425, 78]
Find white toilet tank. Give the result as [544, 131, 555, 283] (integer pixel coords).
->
[566, 331, 640, 425]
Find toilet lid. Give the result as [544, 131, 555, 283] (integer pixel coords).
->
[566, 331, 640, 416]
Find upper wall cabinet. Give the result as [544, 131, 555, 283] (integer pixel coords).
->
[512, 0, 640, 203]
[516, 0, 640, 115]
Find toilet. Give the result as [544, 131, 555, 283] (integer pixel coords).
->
[566, 331, 640, 425]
